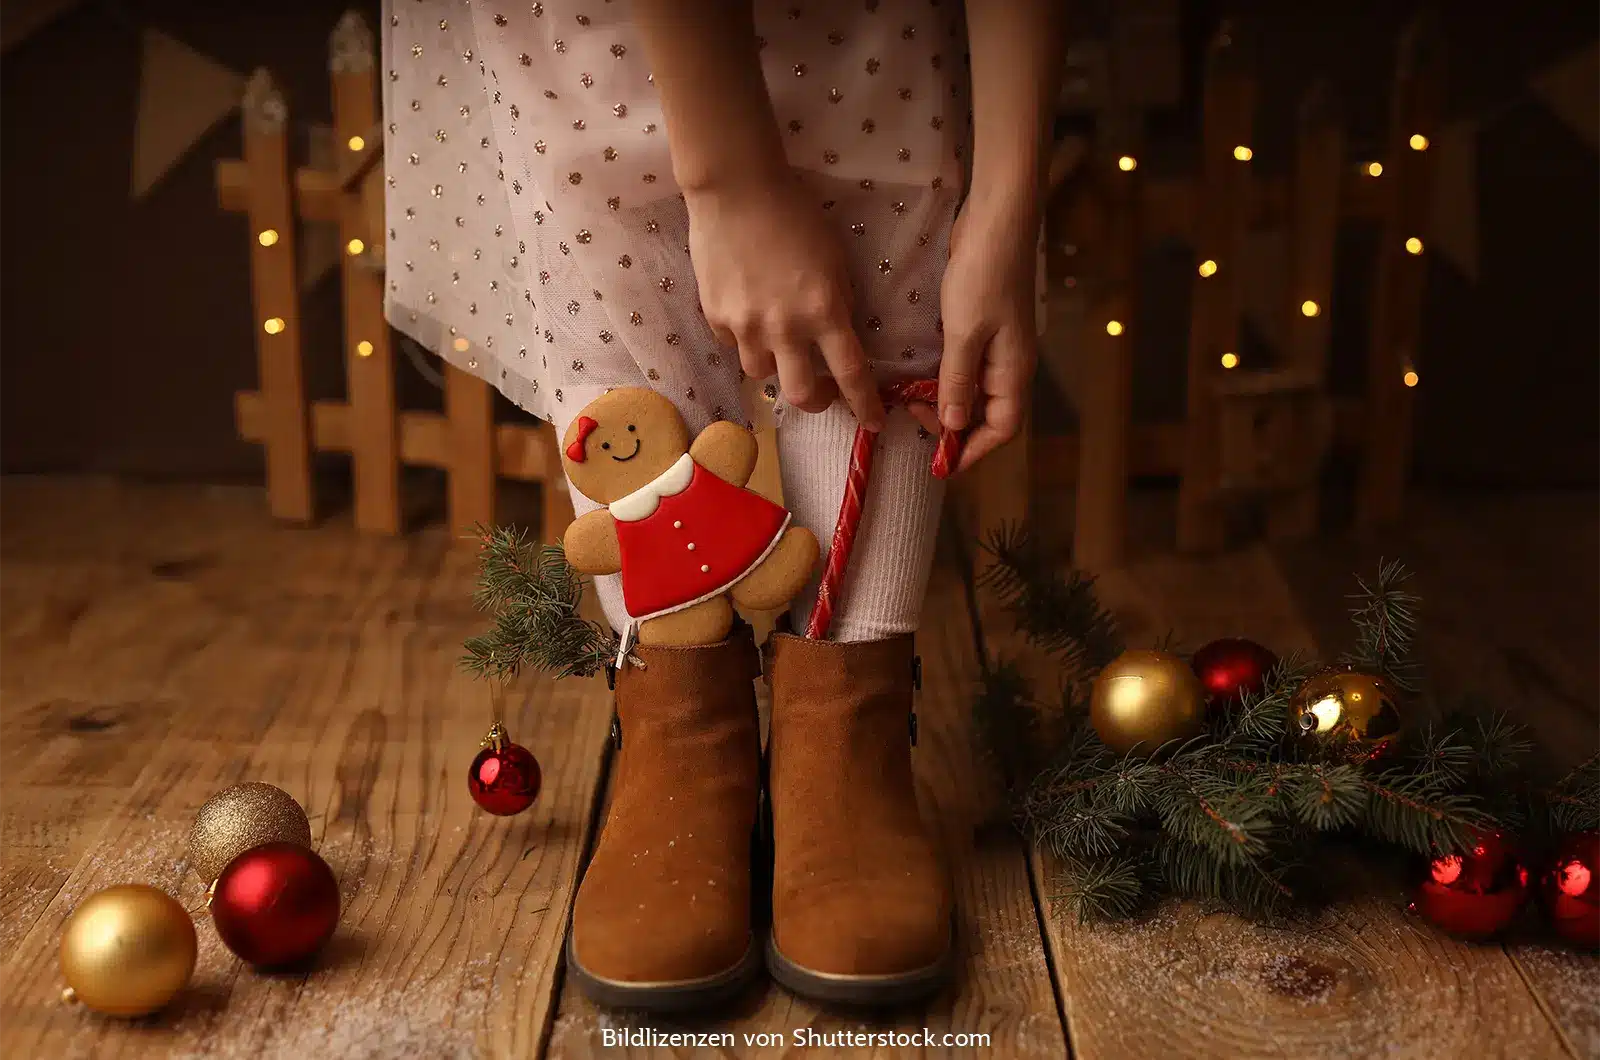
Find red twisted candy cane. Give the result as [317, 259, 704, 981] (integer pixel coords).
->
[804, 379, 960, 640]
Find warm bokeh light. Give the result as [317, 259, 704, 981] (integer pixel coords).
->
[1197, 259, 1219, 278]
[453, 336, 471, 352]
[1232, 145, 1253, 161]
[263, 317, 285, 335]
[347, 135, 366, 152]
[1365, 161, 1383, 177]
[1300, 300, 1321, 318]
[1403, 370, 1419, 388]
[1105, 320, 1124, 336]
[1117, 155, 1137, 172]
[257, 229, 279, 247]
[1220, 352, 1239, 369]
[1405, 237, 1424, 255]
[356, 340, 374, 357]
[1409, 133, 1429, 151]
[346, 238, 366, 256]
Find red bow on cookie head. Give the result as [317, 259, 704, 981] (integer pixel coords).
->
[566, 416, 599, 463]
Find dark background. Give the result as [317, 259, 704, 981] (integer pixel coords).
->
[3, 1, 1596, 489]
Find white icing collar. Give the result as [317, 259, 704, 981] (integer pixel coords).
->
[608, 453, 694, 522]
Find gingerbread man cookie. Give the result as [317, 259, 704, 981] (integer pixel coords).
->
[560, 389, 820, 654]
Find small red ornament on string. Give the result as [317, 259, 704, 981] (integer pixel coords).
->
[468, 721, 542, 816]
[1410, 829, 1530, 939]
[1190, 638, 1278, 711]
[1540, 831, 1599, 949]
[208, 842, 341, 967]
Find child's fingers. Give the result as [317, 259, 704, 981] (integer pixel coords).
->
[738, 343, 778, 383]
[936, 324, 988, 432]
[905, 402, 942, 436]
[774, 344, 836, 412]
[816, 327, 885, 430]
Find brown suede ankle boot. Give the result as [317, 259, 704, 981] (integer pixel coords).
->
[763, 632, 953, 1005]
[565, 625, 764, 1011]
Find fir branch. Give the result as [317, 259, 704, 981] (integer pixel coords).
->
[460, 525, 616, 681]
[1280, 764, 1367, 832]
[1048, 854, 1148, 922]
[977, 524, 1123, 677]
[1339, 559, 1423, 691]
[1545, 752, 1600, 834]
[1357, 769, 1491, 855]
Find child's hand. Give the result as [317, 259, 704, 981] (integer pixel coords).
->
[685, 175, 887, 431]
[916, 198, 1039, 473]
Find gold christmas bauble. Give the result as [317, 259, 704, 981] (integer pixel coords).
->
[1089, 649, 1207, 755]
[1291, 667, 1402, 744]
[60, 885, 196, 1017]
[186, 782, 311, 884]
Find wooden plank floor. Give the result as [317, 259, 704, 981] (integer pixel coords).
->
[1, 477, 1595, 1059]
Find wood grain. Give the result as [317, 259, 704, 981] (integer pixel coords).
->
[1273, 492, 1600, 1055]
[545, 559, 1067, 1058]
[1027, 543, 1576, 1060]
[0, 478, 612, 1059]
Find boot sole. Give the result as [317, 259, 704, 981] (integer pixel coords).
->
[764, 922, 954, 1007]
[565, 930, 762, 1013]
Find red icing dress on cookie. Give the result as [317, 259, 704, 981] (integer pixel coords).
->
[611, 455, 790, 620]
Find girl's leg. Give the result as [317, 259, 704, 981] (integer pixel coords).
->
[776, 405, 945, 640]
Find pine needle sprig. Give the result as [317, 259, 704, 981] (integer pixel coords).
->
[977, 524, 1123, 676]
[1357, 769, 1491, 855]
[1545, 752, 1600, 834]
[460, 525, 616, 681]
[1049, 854, 1149, 922]
[1340, 558, 1423, 692]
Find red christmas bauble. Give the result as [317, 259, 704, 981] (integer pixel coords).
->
[468, 724, 542, 816]
[209, 842, 340, 967]
[1540, 831, 1600, 949]
[1410, 829, 1529, 939]
[1191, 638, 1278, 708]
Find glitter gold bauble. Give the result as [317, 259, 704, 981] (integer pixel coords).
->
[186, 782, 311, 884]
[59, 884, 196, 1017]
[1291, 667, 1402, 748]
[1089, 649, 1207, 755]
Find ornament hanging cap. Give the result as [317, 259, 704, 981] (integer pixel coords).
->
[566, 416, 599, 462]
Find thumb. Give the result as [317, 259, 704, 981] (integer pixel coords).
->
[937, 323, 988, 432]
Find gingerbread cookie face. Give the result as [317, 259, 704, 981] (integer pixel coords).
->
[561, 388, 691, 504]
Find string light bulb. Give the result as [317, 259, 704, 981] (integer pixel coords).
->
[346, 238, 366, 256]
[263, 317, 285, 335]
[347, 135, 366, 152]
[1105, 320, 1124, 336]
[1405, 237, 1424, 255]
[1409, 133, 1429, 151]
[452, 337, 471, 353]
[1364, 161, 1383, 177]
[1300, 300, 1321, 318]
[1117, 155, 1137, 172]
[356, 340, 374, 357]
[257, 229, 279, 247]
[1197, 259, 1219, 278]
[1220, 352, 1239, 369]
[1232, 145, 1253, 161]
[1403, 369, 1419, 388]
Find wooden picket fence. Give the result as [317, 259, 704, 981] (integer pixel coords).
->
[216, 13, 573, 544]
[1045, 17, 1443, 570]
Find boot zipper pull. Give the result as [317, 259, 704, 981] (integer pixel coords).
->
[610, 714, 622, 749]
[909, 710, 919, 747]
[614, 620, 639, 671]
[605, 663, 616, 691]
[911, 654, 923, 691]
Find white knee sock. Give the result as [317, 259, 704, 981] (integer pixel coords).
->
[776, 403, 945, 642]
